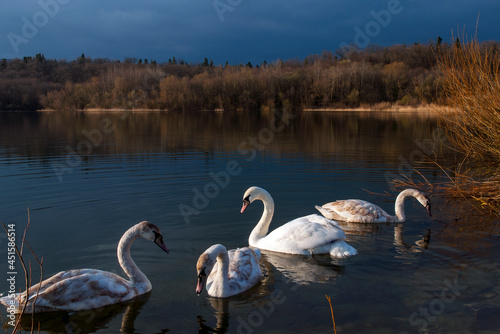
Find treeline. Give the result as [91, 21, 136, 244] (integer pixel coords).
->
[1, 40, 498, 111]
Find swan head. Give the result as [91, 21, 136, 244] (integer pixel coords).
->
[420, 195, 432, 217]
[402, 189, 432, 217]
[136, 221, 169, 253]
[241, 186, 271, 213]
[412, 191, 432, 217]
[196, 244, 224, 295]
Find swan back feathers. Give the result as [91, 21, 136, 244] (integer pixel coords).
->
[316, 188, 432, 223]
[256, 214, 348, 254]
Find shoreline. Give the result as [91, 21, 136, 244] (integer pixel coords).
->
[303, 103, 445, 113]
[3, 103, 449, 114]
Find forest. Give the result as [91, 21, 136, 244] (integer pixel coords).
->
[0, 39, 498, 112]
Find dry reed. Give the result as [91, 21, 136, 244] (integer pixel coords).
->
[1, 209, 43, 334]
[435, 35, 500, 160]
[390, 157, 500, 216]
[428, 33, 500, 212]
[325, 295, 337, 334]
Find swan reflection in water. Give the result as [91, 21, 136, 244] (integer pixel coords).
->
[197, 262, 274, 334]
[197, 297, 229, 334]
[393, 223, 431, 254]
[260, 250, 346, 285]
[336, 220, 431, 254]
[18, 292, 152, 334]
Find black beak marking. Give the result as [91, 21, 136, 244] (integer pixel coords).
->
[153, 231, 169, 253]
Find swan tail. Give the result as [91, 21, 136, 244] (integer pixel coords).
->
[329, 240, 357, 258]
[315, 205, 334, 219]
[0, 294, 23, 313]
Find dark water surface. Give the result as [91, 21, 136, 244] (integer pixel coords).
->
[0, 110, 499, 333]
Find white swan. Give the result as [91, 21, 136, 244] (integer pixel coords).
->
[0, 221, 168, 313]
[196, 244, 263, 298]
[315, 188, 431, 223]
[240, 186, 357, 258]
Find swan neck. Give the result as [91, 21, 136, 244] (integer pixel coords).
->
[117, 227, 150, 288]
[394, 190, 412, 222]
[214, 249, 230, 293]
[249, 194, 274, 245]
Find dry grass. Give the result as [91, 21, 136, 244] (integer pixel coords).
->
[435, 36, 500, 160]
[391, 159, 500, 216]
[427, 34, 500, 212]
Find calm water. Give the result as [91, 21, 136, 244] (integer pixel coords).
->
[0, 110, 499, 334]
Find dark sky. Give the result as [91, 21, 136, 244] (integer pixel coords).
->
[2, 0, 499, 65]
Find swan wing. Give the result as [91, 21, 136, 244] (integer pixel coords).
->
[320, 200, 391, 223]
[1, 269, 95, 310]
[261, 214, 347, 254]
[15, 269, 135, 312]
[227, 248, 263, 293]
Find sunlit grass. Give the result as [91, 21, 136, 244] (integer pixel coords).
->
[425, 33, 500, 213]
[436, 37, 500, 160]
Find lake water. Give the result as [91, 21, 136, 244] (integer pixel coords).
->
[0, 110, 499, 333]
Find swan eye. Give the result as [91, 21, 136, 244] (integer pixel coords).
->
[199, 267, 206, 277]
[153, 231, 162, 241]
[243, 196, 250, 205]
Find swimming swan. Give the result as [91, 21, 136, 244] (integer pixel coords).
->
[315, 188, 431, 223]
[240, 186, 357, 258]
[196, 244, 263, 298]
[0, 221, 169, 313]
